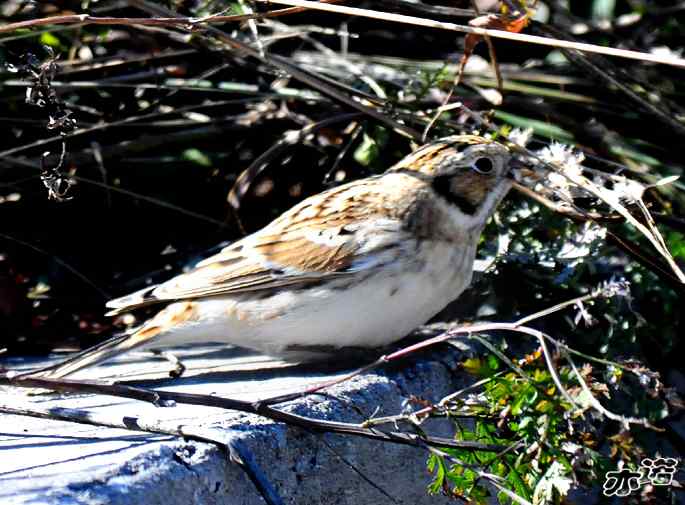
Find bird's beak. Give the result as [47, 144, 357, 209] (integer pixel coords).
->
[506, 158, 529, 179]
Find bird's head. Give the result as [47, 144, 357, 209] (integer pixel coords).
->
[389, 135, 512, 228]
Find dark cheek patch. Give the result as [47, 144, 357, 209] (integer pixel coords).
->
[432, 172, 494, 215]
[460, 172, 492, 207]
[432, 175, 477, 215]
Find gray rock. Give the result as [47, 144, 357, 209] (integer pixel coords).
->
[0, 345, 462, 504]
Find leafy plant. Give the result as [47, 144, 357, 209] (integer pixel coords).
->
[428, 353, 610, 504]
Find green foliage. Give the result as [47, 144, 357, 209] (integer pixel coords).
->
[353, 126, 389, 169]
[666, 231, 685, 260]
[492, 111, 574, 142]
[427, 354, 604, 504]
[414, 63, 452, 101]
[39, 32, 63, 50]
[182, 148, 213, 167]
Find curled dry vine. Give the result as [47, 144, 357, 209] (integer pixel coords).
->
[11, 48, 76, 200]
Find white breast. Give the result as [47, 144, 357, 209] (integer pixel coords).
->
[152, 239, 476, 359]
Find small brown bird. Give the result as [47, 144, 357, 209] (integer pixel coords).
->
[35, 135, 513, 378]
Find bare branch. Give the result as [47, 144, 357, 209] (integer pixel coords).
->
[255, 0, 685, 68]
[0, 374, 505, 453]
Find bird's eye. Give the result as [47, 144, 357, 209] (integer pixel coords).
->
[473, 157, 494, 174]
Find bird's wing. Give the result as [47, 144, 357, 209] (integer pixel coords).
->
[106, 176, 411, 315]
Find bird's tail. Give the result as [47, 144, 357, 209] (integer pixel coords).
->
[23, 301, 198, 379]
[23, 331, 149, 379]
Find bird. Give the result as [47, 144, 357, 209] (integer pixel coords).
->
[32, 134, 513, 379]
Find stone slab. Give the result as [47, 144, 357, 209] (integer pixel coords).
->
[0, 345, 461, 504]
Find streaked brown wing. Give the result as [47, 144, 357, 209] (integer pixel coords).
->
[106, 177, 398, 314]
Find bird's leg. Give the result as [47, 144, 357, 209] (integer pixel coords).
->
[151, 350, 186, 378]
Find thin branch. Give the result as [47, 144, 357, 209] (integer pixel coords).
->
[255, 283, 655, 428]
[0, 1, 346, 35]
[533, 23, 685, 136]
[0, 5, 420, 140]
[562, 169, 685, 283]
[512, 181, 614, 222]
[564, 352, 659, 430]
[255, 0, 685, 68]
[0, 374, 505, 453]
[130, 0, 422, 140]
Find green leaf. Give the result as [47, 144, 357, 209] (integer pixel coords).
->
[40, 32, 62, 49]
[507, 465, 532, 501]
[231, 2, 248, 15]
[666, 231, 685, 259]
[511, 384, 537, 416]
[426, 454, 447, 495]
[353, 127, 387, 167]
[609, 144, 661, 166]
[493, 111, 574, 142]
[533, 368, 551, 383]
[654, 175, 680, 187]
[535, 399, 554, 413]
[487, 354, 500, 372]
[462, 357, 486, 376]
[468, 484, 490, 504]
[426, 453, 437, 473]
[182, 148, 212, 167]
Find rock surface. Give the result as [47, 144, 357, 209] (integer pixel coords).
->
[0, 345, 461, 504]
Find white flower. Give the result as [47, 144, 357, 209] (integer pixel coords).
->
[538, 142, 585, 178]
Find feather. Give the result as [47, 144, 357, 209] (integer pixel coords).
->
[105, 176, 416, 314]
[31, 302, 198, 379]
